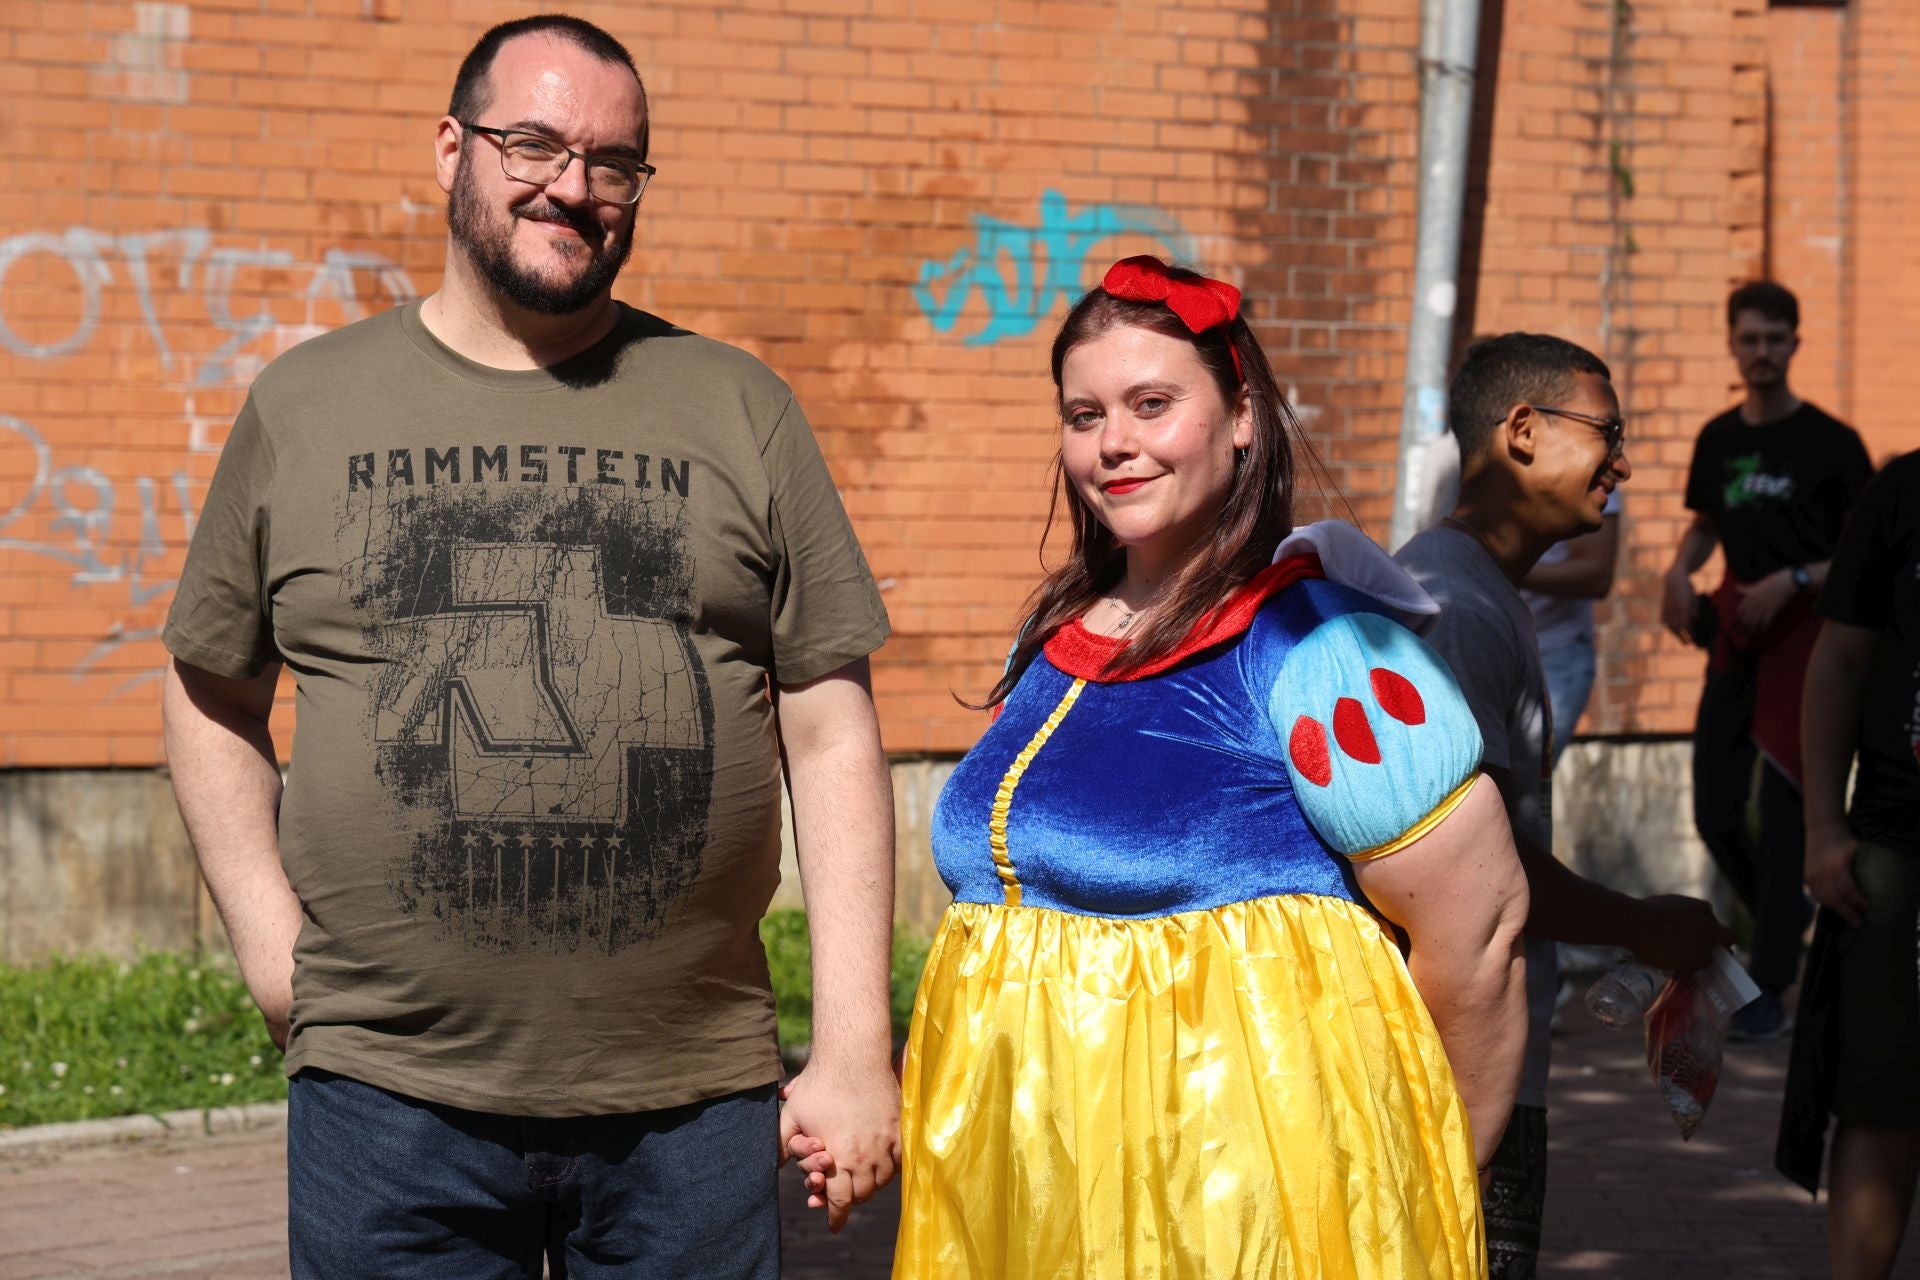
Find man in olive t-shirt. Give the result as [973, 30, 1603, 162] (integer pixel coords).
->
[162, 16, 898, 1277]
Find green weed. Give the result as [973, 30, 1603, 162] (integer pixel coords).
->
[0, 952, 284, 1130]
[0, 915, 934, 1129]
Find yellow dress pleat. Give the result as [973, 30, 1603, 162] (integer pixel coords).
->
[894, 896, 1485, 1280]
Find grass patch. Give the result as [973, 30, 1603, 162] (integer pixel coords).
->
[0, 914, 934, 1129]
[0, 952, 284, 1131]
[759, 909, 931, 1053]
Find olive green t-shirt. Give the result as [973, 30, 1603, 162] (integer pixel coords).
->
[163, 302, 889, 1116]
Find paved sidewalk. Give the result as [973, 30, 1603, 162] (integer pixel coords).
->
[3, 1012, 1915, 1278]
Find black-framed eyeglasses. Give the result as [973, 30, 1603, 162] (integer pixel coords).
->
[1517, 403, 1625, 459]
[461, 122, 655, 206]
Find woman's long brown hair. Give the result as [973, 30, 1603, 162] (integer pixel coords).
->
[977, 271, 1309, 709]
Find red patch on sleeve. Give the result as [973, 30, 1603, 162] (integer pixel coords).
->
[1333, 697, 1382, 764]
[1289, 715, 1333, 787]
[1370, 666, 1426, 726]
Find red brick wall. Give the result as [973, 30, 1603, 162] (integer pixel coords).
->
[1, 0, 1914, 767]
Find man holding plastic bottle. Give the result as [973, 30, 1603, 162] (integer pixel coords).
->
[1398, 332, 1733, 1279]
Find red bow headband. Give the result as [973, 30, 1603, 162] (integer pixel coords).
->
[1101, 256, 1244, 380]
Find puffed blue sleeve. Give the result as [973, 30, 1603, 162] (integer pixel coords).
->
[1269, 610, 1483, 859]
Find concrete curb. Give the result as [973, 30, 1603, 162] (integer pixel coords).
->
[0, 1100, 287, 1159]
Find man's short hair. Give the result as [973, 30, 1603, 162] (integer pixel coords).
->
[1726, 280, 1798, 331]
[1449, 333, 1612, 462]
[448, 14, 648, 157]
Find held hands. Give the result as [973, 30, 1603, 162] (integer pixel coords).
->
[1628, 894, 1736, 974]
[1805, 822, 1869, 927]
[777, 1054, 901, 1233]
[1733, 569, 1799, 637]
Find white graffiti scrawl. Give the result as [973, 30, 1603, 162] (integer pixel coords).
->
[0, 226, 418, 694]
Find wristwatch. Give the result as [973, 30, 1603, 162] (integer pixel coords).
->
[1791, 565, 1812, 594]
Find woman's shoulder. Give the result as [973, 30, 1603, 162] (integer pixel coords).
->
[1242, 576, 1410, 674]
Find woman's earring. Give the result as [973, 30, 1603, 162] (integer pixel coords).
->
[1234, 446, 1247, 472]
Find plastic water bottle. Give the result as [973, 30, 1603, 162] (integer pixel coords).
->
[1585, 963, 1669, 1028]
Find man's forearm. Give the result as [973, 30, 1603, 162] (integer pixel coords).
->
[1513, 835, 1643, 949]
[161, 661, 301, 1039]
[1668, 522, 1717, 576]
[776, 666, 897, 1066]
[789, 739, 895, 1062]
[1802, 624, 1868, 833]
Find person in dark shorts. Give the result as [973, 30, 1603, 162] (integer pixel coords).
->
[1777, 450, 1920, 1280]
[1661, 281, 1874, 1041]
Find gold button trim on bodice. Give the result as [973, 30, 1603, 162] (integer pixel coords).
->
[987, 677, 1087, 907]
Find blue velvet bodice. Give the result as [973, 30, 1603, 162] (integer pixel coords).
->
[933, 579, 1398, 919]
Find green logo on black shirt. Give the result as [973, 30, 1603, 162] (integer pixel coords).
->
[1723, 454, 1796, 509]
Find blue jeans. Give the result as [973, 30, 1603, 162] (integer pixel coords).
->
[1539, 635, 1596, 766]
[287, 1069, 780, 1280]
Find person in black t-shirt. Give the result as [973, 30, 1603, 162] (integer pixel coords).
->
[1660, 281, 1874, 1041]
[1776, 452, 1920, 1279]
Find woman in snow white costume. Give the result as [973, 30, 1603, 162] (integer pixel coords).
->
[888, 258, 1530, 1279]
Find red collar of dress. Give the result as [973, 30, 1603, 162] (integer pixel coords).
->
[1043, 554, 1324, 682]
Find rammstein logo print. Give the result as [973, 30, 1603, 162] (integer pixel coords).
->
[341, 478, 714, 956]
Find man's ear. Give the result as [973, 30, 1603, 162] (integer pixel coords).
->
[1503, 403, 1539, 464]
[433, 116, 463, 196]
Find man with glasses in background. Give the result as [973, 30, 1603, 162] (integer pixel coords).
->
[1397, 332, 1731, 1279]
[1661, 282, 1874, 1043]
[161, 15, 898, 1277]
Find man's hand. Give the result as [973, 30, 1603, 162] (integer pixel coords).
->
[1734, 569, 1798, 637]
[257, 985, 293, 1051]
[1805, 822, 1869, 926]
[163, 659, 300, 1055]
[1627, 894, 1735, 974]
[1661, 568, 1697, 643]
[778, 1057, 901, 1232]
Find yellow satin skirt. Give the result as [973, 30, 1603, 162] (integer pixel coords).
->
[893, 896, 1485, 1280]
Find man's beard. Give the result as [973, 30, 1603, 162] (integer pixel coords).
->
[447, 151, 633, 315]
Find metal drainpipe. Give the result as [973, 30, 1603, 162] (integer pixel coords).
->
[1388, 0, 1482, 550]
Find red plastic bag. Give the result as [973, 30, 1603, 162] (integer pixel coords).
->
[1641, 950, 1761, 1140]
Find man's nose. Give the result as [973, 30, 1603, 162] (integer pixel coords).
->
[1612, 447, 1633, 482]
[543, 153, 592, 203]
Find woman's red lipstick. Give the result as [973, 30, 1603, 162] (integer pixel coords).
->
[1102, 477, 1153, 495]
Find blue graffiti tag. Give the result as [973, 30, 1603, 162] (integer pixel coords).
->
[913, 190, 1193, 346]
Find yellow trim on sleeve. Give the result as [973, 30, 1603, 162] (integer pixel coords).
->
[986, 677, 1087, 907]
[1346, 772, 1480, 863]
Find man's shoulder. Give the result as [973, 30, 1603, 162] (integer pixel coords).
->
[616, 306, 793, 409]
[1859, 450, 1920, 516]
[1393, 529, 1525, 646]
[1878, 449, 1920, 483]
[1693, 405, 1745, 442]
[1392, 526, 1482, 592]
[1792, 401, 1864, 445]
[251, 304, 409, 397]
